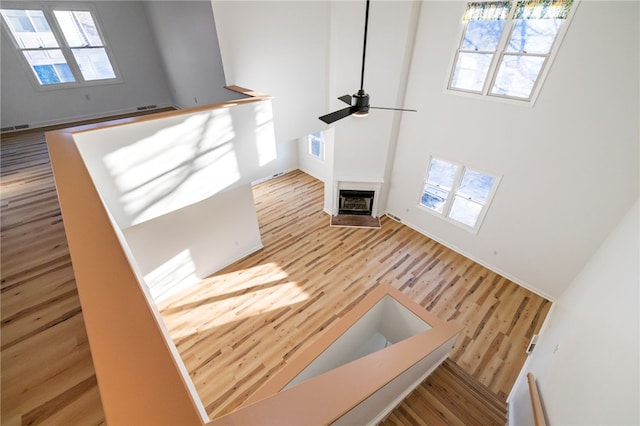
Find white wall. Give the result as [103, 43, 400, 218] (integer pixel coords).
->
[73, 101, 278, 301]
[210, 1, 639, 300]
[509, 200, 639, 425]
[211, 0, 329, 146]
[122, 184, 262, 302]
[386, 1, 639, 299]
[297, 127, 335, 185]
[73, 101, 278, 228]
[328, 1, 418, 184]
[143, 1, 237, 109]
[1, 1, 172, 129]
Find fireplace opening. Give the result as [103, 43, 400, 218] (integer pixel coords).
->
[339, 190, 375, 216]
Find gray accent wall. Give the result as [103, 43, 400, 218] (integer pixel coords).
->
[1, 1, 173, 129]
[143, 1, 235, 109]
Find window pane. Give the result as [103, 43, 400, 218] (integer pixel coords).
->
[427, 158, 458, 190]
[1, 9, 58, 48]
[23, 49, 75, 84]
[463, 1, 512, 21]
[54, 63, 75, 82]
[54, 10, 103, 47]
[491, 54, 545, 98]
[450, 52, 493, 92]
[449, 196, 483, 228]
[29, 11, 50, 32]
[514, 0, 573, 20]
[457, 169, 495, 203]
[71, 48, 115, 80]
[310, 140, 321, 157]
[462, 20, 505, 51]
[507, 19, 562, 53]
[421, 184, 448, 213]
[2, 9, 35, 31]
[33, 64, 59, 84]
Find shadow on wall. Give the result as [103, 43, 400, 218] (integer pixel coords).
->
[103, 111, 240, 225]
[74, 101, 278, 302]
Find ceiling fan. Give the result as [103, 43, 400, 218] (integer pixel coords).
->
[319, 0, 417, 125]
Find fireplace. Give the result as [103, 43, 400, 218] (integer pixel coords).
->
[339, 190, 375, 216]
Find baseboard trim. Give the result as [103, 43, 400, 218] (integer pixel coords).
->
[1, 105, 177, 138]
[383, 212, 555, 303]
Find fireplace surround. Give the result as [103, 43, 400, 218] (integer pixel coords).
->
[333, 178, 382, 218]
[339, 190, 375, 216]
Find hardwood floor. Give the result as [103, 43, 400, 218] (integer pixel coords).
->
[380, 359, 508, 426]
[1, 133, 105, 425]
[1, 130, 551, 425]
[158, 170, 552, 420]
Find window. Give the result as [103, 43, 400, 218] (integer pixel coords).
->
[419, 157, 500, 232]
[1, 4, 117, 87]
[449, 0, 574, 101]
[308, 132, 324, 160]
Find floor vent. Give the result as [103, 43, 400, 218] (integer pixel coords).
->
[1, 124, 30, 132]
[526, 334, 539, 354]
[136, 104, 158, 111]
[387, 213, 402, 222]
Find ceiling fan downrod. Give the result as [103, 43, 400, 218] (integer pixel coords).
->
[317, 0, 416, 124]
[359, 0, 370, 93]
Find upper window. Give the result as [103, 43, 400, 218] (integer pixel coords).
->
[419, 157, 500, 233]
[308, 131, 324, 160]
[1, 4, 118, 87]
[448, 0, 574, 102]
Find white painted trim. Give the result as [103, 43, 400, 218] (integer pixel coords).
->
[251, 167, 298, 186]
[335, 176, 384, 184]
[7, 103, 175, 131]
[383, 212, 556, 302]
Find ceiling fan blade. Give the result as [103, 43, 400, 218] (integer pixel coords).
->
[338, 94, 352, 105]
[319, 106, 354, 124]
[370, 106, 418, 112]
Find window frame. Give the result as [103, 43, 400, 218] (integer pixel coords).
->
[445, 0, 579, 105]
[0, 1, 121, 90]
[308, 131, 325, 161]
[417, 156, 501, 234]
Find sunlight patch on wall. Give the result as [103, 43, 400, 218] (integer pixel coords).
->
[253, 101, 277, 167]
[145, 249, 199, 302]
[103, 109, 240, 225]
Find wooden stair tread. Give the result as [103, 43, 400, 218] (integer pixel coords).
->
[440, 359, 508, 414]
[379, 359, 507, 426]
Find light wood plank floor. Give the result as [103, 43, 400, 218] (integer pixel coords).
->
[1, 133, 105, 425]
[2, 131, 551, 425]
[158, 169, 552, 420]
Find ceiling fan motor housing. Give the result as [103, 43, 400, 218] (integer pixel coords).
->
[353, 89, 370, 114]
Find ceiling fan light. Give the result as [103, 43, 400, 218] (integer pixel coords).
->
[353, 110, 369, 117]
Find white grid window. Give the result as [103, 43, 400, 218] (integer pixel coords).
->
[449, 0, 575, 102]
[1, 4, 118, 87]
[419, 157, 500, 233]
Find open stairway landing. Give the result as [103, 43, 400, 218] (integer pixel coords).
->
[380, 359, 508, 426]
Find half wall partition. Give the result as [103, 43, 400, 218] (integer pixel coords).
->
[47, 87, 462, 425]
